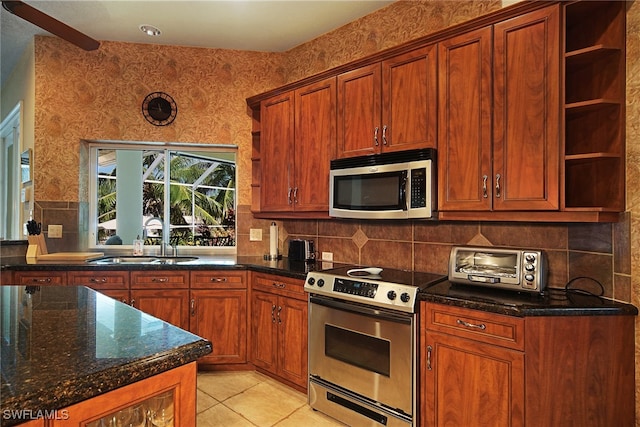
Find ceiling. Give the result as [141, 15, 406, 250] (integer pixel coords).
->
[0, 0, 394, 86]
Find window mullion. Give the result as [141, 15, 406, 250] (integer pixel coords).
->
[163, 149, 171, 247]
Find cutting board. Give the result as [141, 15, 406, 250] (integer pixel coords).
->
[37, 252, 104, 262]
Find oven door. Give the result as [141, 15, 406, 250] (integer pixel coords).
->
[308, 295, 415, 416]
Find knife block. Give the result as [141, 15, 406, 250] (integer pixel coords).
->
[26, 234, 48, 260]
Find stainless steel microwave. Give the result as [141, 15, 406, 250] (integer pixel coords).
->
[329, 148, 436, 219]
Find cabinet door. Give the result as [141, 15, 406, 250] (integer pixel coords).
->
[382, 45, 437, 152]
[277, 296, 308, 388]
[294, 77, 336, 211]
[251, 291, 278, 374]
[337, 63, 381, 158]
[130, 289, 190, 330]
[261, 91, 295, 212]
[190, 289, 247, 364]
[438, 26, 493, 211]
[424, 331, 525, 427]
[98, 289, 130, 305]
[493, 6, 559, 210]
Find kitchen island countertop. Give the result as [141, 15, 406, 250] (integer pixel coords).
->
[0, 285, 212, 426]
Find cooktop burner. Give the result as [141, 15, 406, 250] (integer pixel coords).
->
[304, 265, 447, 313]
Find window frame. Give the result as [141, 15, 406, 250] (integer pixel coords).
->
[87, 141, 237, 255]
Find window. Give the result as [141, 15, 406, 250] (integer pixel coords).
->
[88, 142, 236, 253]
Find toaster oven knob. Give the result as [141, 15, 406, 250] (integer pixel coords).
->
[387, 290, 397, 300]
[307, 277, 315, 286]
[525, 253, 536, 262]
[400, 292, 411, 303]
[525, 263, 535, 271]
[317, 279, 325, 288]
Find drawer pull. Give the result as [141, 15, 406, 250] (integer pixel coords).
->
[31, 278, 51, 283]
[456, 319, 486, 330]
[151, 277, 169, 283]
[209, 277, 228, 282]
[272, 282, 286, 289]
[89, 277, 107, 283]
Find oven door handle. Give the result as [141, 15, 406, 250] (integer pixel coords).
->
[310, 296, 413, 324]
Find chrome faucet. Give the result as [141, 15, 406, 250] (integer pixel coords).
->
[143, 216, 172, 256]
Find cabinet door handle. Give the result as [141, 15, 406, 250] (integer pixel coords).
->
[374, 126, 379, 146]
[190, 299, 196, 316]
[293, 187, 298, 204]
[482, 175, 488, 198]
[495, 174, 501, 198]
[151, 277, 169, 283]
[130, 299, 135, 307]
[277, 306, 282, 324]
[427, 345, 432, 370]
[209, 277, 227, 282]
[271, 304, 276, 323]
[287, 187, 292, 204]
[456, 319, 487, 330]
[382, 125, 388, 145]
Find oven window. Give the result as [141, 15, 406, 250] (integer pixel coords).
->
[325, 324, 390, 377]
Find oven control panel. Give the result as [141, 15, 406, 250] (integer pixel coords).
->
[304, 271, 420, 313]
[334, 278, 378, 298]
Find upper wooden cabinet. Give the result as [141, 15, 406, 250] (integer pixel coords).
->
[258, 77, 336, 215]
[438, 5, 560, 214]
[563, 1, 626, 212]
[248, 0, 626, 222]
[336, 45, 437, 158]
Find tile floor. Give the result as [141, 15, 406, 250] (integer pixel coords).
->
[197, 371, 345, 426]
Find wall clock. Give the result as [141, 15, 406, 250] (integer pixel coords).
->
[142, 92, 177, 126]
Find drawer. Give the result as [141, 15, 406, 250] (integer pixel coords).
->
[252, 273, 306, 300]
[424, 303, 524, 351]
[190, 270, 246, 289]
[68, 271, 129, 290]
[131, 270, 189, 289]
[14, 271, 66, 286]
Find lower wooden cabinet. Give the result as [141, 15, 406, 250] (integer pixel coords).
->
[50, 362, 196, 426]
[67, 271, 129, 304]
[190, 270, 248, 365]
[251, 273, 308, 391]
[131, 288, 191, 330]
[13, 271, 66, 286]
[420, 302, 635, 427]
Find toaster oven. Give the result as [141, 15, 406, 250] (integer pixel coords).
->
[448, 246, 547, 293]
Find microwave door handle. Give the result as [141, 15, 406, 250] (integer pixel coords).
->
[400, 171, 408, 210]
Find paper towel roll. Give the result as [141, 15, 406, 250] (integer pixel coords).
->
[269, 222, 278, 258]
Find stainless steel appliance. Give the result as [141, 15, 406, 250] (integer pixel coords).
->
[304, 266, 446, 426]
[288, 239, 315, 262]
[448, 246, 547, 293]
[329, 148, 436, 220]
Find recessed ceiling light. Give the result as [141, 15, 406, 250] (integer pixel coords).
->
[139, 25, 161, 37]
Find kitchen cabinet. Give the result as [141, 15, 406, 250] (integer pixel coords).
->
[190, 270, 248, 365]
[421, 303, 525, 427]
[251, 273, 308, 391]
[67, 270, 129, 303]
[563, 1, 625, 212]
[438, 5, 560, 215]
[13, 271, 67, 286]
[50, 362, 196, 426]
[336, 45, 437, 158]
[1, 270, 13, 285]
[258, 77, 336, 215]
[420, 302, 635, 426]
[130, 271, 190, 330]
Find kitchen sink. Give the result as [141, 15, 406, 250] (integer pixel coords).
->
[88, 256, 199, 265]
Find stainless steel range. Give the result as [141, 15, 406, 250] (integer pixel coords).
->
[304, 265, 446, 427]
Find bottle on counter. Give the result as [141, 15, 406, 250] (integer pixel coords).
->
[133, 235, 144, 256]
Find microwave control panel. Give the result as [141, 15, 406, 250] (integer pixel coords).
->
[410, 168, 427, 209]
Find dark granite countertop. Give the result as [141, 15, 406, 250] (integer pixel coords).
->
[419, 280, 638, 317]
[0, 285, 212, 426]
[0, 255, 336, 281]
[2, 255, 636, 317]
